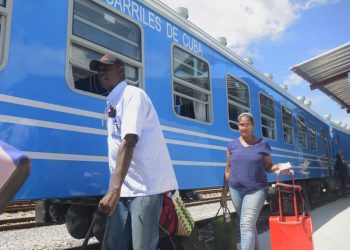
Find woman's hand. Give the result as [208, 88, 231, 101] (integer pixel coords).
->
[220, 193, 227, 208]
[278, 168, 292, 175]
[275, 162, 293, 175]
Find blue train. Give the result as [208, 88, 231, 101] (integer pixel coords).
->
[1, 0, 349, 239]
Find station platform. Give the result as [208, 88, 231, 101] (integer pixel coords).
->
[256, 196, 350, 250]
[188, 195, 350, 250]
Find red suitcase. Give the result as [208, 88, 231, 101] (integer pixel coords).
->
[269, 175, 314, 250]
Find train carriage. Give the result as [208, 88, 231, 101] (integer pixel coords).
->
[331, 125, 350, 166]
[0, 0, 348, 239]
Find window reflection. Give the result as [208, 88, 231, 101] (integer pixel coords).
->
[69, 0, 142, 96]
[227, 76, 250, 130]
[173, 46, 211, 123]
[260, 94, 275, 139]
[282, 106, 294, 144]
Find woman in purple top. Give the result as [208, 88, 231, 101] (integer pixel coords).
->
[221, 113, 288, 250]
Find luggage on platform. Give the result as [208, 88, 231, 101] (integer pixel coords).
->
[0, 140, 30, 213]
[211, 206, 237, 250]
[269, 174, 314, 250]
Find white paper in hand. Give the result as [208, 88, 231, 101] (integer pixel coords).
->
[279, 162, 292, 171]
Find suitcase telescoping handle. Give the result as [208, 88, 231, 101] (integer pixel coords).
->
[276, 171, 306, 222]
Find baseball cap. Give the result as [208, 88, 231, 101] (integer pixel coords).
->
[89, 54, 125, 71]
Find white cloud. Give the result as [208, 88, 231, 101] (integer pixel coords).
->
[293, 0, 338, 10]
[307, 95, 329, 106]
[283, 73, 303, 88]
[159, 0, 336, 57]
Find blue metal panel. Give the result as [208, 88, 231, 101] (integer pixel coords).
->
[15, 159, 109, 199]
[1, 0, 348, 201]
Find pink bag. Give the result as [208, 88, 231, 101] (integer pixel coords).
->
[0, 140, 30, 213]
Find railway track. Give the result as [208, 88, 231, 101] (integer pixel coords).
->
[3, 201, 36, 213]
[0, 190, 222, 232]
[0, 201, 50, 231]
[3, 187, 332, 233]
[0, 190, 338, 250]
[183, 188, 227, 207]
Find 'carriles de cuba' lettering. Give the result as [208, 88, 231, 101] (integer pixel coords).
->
[105, 0, 161, 32]
[105, 0, 203, 56]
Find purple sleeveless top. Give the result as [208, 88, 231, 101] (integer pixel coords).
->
[227, 138, 271, 190]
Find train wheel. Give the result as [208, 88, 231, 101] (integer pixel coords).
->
[65, 205, 94, 239]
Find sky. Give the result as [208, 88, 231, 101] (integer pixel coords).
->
[159, 0, 350, 127]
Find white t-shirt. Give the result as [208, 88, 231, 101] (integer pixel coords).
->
[106, 81, 178, 197]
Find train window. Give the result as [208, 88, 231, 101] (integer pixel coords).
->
[281, 106, 294, 144]
[0, 2, 5, 63]
[297, 115, 307, 148]
[308, 122, 317, 150]
[68, 0, 142, 96]
[0, 13, 2, 48]
[73, 0, 141, 61]
[320, 128, 330, 155]
[226, 75, 250, 130]
[333, 133, 343, 156]
[260, 94, 276, 139]
[0, 0, 10, 68]
[172, 46, 211, 123]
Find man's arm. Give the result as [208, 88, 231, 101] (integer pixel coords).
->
[98, 134, 137, 216]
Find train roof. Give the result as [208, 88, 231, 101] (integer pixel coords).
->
[290, 42, 350, 114]
[147, 0, 331, 123]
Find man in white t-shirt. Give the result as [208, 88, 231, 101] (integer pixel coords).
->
[89, 55, 178, 250]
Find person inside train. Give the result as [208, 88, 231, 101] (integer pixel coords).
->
[89, 54, 178, 250]
[74, 71, 110, 96]
[334, 153, 349, 196]
[220, 112, 290, 250]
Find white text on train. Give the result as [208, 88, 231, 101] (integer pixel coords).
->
[105, 0, 203, 56]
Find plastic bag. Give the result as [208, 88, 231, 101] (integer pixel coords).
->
[211, 206, 237, 250]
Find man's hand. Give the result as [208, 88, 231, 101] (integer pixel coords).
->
[98, 189, 121, 216]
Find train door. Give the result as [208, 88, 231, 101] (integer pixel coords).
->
[320, 127, 332, 175]
[332, 130, 343, 157]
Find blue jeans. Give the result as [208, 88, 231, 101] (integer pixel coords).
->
[229, 187, 266, 250]
[102, 194, 163, 250]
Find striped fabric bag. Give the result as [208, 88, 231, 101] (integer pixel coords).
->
[171, 190, 195, 236]
[0, 140, 30, 213]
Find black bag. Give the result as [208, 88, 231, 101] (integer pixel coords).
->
[211, 206, 237, 250]
[324, 176, 340, 192]
[174, 226, 208, 250]
[269, 183, 310, 216]
[269, 189, 303, 216]
[159, 225, 207, 250]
